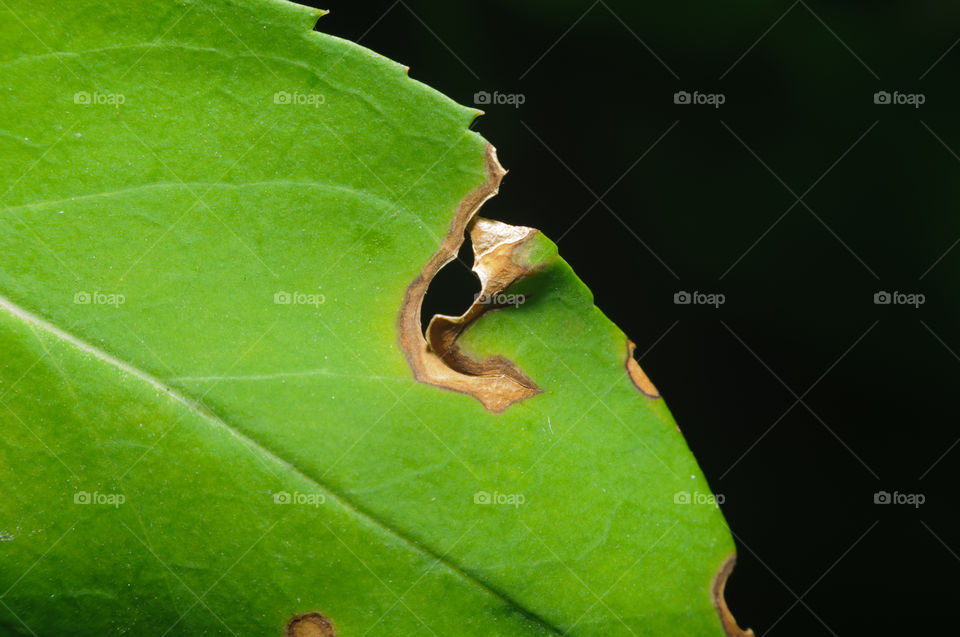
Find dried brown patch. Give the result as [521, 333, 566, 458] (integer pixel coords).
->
[286, 612, 335, 637]
[398, 145, 541, 413]
[625, 339, 660, 399]
[712, 554, 753, 637]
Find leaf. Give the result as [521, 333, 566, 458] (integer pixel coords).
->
[0, 1, 750, 635]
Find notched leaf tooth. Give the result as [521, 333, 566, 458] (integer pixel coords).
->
[712, 554, 754, 637]
[625, 338, 660, 399]
[399, 145, 541, 413]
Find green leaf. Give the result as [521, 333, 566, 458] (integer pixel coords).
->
[0, 1, 750, 635]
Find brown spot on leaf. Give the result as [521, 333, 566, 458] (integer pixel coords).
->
[712, 554, 753, 637]
[286, 612, 336, 637]
[399, 145, 541, 413]
[625, 339, 660, 399]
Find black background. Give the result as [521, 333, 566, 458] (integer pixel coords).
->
[305, 1, 960, 634]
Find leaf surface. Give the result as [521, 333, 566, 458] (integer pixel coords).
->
[0, 1, 748, 635]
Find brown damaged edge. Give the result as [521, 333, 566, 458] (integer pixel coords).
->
[427, 217, 541, 391]
[712, 555, 754, 637]
[399, 145, 541, 413]
[625, 339, 660, 399]
[286, 612, 336, 637]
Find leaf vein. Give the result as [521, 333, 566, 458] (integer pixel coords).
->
[0, 293, 563, 636]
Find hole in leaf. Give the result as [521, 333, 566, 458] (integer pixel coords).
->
[419, 231, 479, 335]
[398, 145, 541, 412]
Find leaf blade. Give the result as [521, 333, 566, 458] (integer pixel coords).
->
[0, 1, 745, 634]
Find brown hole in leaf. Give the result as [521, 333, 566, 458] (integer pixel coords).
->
[712, 554, 754, 637]
[418, 230, 479, 334]
[399, 145, 541, 413]
[625, 339, 660, 399]
[285, 612, 336, 637]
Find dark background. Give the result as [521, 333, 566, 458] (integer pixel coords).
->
[307, 1, 960, 634]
